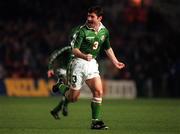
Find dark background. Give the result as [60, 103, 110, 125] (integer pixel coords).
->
[0, 0, 179, 97]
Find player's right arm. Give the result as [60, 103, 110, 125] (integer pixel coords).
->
[72, 48, 93, 61]
[71, 26, 92, 61]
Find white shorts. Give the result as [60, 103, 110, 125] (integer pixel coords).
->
[56, 68, 66, 79]
[67, 58, 100, 90]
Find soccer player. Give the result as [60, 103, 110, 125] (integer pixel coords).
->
[47, 46, 72, 119]
[53, 6, 125, 129]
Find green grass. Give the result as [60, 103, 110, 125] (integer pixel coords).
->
[0, 97, 180, 134]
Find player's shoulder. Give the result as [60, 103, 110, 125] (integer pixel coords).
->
[75, 24, 87, 32]
[72, 24, 88, 37]
[69, 25, 85, 37]
[71, 25, 85, 32]
[100, 23, 109, 33]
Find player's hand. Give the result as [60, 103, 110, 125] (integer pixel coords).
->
[47, 69, 55, 78]
[114, 61, 125, 69]
[85, 54, 93, 61]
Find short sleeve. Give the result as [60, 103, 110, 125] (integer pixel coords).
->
[70, 29, 84, 49]
[102, 30, 111, 50]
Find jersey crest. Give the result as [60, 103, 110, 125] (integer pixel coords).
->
[101, 35, 105, 42]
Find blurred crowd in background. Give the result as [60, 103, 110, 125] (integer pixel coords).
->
[0, 0, 179, 97]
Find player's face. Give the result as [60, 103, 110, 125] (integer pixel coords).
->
[87, 12, 102, 28]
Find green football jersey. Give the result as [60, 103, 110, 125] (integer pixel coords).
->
[48, 46, 72, 70]
[70, 23, 111, 58]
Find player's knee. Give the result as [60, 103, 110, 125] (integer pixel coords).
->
[94, 89, 103, 98]
[99, 90, 103, 96]
[67, 90, 80, 103]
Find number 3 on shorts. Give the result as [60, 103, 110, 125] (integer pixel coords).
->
[72, 75, 77, 83]
[92, 41, 99, 50]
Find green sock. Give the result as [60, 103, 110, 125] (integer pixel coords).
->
[63, 97, 69, 107]
[91, 101, 101, 120]
[53, 99, 64, 113]
[58, 84, 69, 95]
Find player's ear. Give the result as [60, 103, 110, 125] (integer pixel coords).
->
[98, 16, 102, 21]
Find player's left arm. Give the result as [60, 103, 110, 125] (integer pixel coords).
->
[105, 48, 125, 69]
[103, 29, 125, 69]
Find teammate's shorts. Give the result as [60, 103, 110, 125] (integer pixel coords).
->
[56, 68, 66, 79]
[67, 58, 100, 90]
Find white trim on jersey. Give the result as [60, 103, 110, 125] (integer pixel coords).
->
[70, 25, 84, 48]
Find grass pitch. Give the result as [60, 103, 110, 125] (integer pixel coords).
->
[0, 97, 180, 134]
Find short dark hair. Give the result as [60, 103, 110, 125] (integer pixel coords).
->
[88, 6, 103, 17]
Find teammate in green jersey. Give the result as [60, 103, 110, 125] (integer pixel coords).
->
[47, 46, 72, 119]
[53, 6, 125, 129]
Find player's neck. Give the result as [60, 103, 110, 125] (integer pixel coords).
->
[86, 22, 101, 32]
[90, 23, 101, 32]
[94, 23, 100, 32]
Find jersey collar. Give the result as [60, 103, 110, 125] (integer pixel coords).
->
[85, 22, 105, 32]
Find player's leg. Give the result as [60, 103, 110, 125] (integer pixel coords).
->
[51, 85, 70, 117]
[55, 59, 83, 102]
[52, 83, 69, 95]
[62, 97, 69, 116]
[56, 71, 70, 116]
[65, 88, 80, 102]
[51, 96, 69, 117]
[50, 70, 68, 119]
[50, 96, 64, 119]
[51, 82, 81, 103]
[86, 76, 108, 130]
[52, 69, 66, 93]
